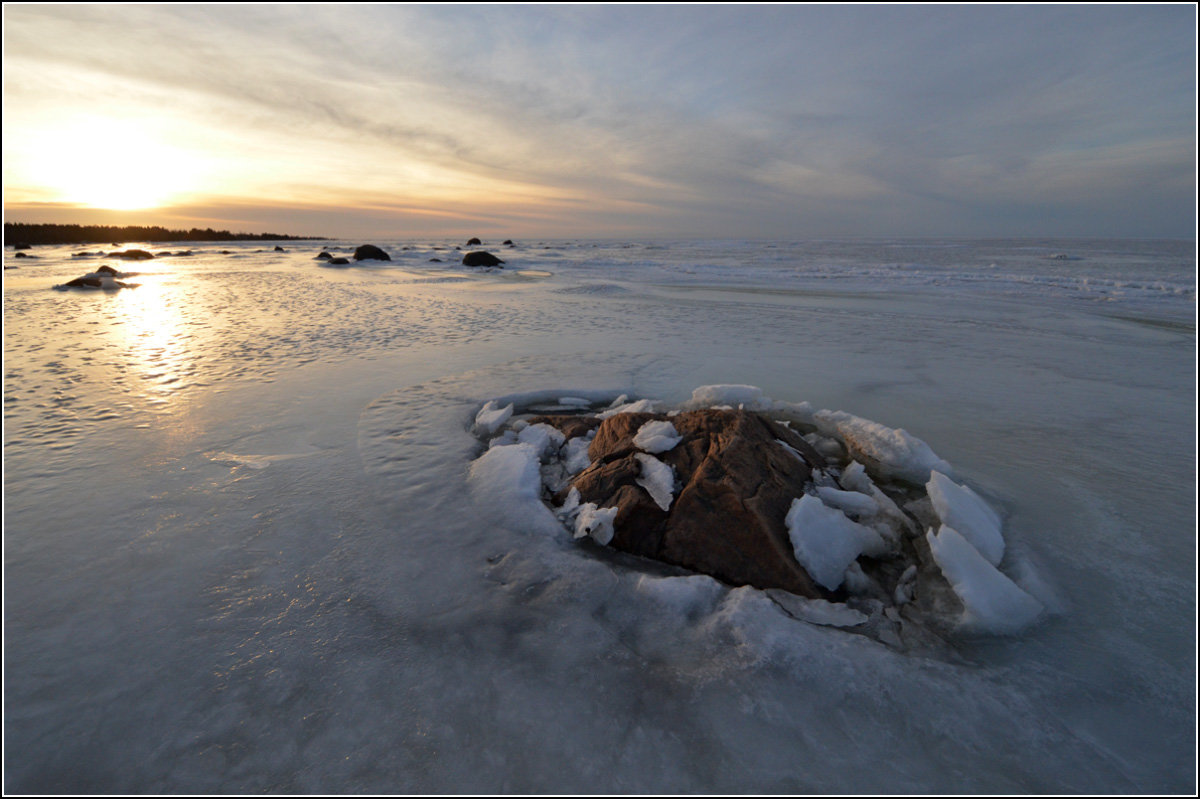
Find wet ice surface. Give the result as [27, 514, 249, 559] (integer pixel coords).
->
[4, 239, 1195, 792]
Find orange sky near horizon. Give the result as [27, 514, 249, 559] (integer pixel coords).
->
[3, 5, 1195, 241]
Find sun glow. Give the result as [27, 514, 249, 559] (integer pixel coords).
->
[19, 115, 204, 210]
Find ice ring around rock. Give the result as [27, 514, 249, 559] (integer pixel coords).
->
[468, 384, 1046, 640]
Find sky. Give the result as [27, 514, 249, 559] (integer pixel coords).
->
[3, 4, 1196, 240]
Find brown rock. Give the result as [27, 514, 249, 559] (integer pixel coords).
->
[525, 414, 602, 441]
[566, 409, 830, 598]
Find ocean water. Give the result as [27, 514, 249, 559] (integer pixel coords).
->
[3, 237, 1195, 793]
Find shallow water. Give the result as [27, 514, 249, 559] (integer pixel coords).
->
[3, 238, 1195, 792]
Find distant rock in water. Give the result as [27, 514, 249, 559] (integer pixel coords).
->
[56, 270, 137, 290]
[462, 251, 505, 267]
[503, 239, 514, 247]
[315, 251, 333, 260]
[274, 245, 286, 252]
[108, 249, 155, 261]
[155, 251, 173, 257]
[326, 257, 350, 265]
[354, 244, 391, 261]
[14, 252, 31, 258]
[429, 258, 443, 263]
[466, 237, 482, 246]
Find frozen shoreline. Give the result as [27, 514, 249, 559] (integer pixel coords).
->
[4, 238, 1195, 793]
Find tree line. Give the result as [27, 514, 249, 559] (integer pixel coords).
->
[5, 223, 329, 245]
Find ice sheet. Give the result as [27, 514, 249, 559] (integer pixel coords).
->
[3, 238, 1193, 794]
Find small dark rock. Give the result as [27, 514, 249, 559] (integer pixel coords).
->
[503, 239, 514, 247]
[155, 251, 172, 257]
[274, 246, 286, 252]
[14, 252, 30, 258]
[429, 258, 443, 263]
[462, 251, 505, 267]
[95, 265, 121, 276]
[466, 237, 482, 246]
[315, 251, 333, 260]
[354, 244, 391, 261]
[327, 257, 350, 265]
[109, 249, 155, 260]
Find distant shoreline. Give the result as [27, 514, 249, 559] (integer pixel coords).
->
[4, 223, 332, 246]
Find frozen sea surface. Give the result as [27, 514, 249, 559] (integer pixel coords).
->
[3, 238, 1195, 792]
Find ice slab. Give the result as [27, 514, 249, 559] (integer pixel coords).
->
[925, 524, 1043, 634]
[926, 470, 1005, 565]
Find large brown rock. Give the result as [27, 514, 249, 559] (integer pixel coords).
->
[564, 409, 830, 598]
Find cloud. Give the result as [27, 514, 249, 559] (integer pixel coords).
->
[3, 4, 1195, 238]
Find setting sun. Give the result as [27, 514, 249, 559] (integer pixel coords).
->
[17, 115, 201, 210]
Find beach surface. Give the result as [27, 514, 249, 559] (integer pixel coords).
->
[4, 237, 1195, 793]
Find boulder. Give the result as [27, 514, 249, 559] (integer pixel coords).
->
[354, 244, 391, 261]
[61, 275, 131, 289]
[562, 409, 830, 598]
[503, 239, 515, 247]
[14, 252, 30, 258]
[95, 265, 122, 276]
[327, 257, 350, 265]
[274, 245, 286, 252]
[466, 237, 482, 246]
[428, 258, 443, 263]
[462, 251, 505, 267]
[315, 251, 333, 260]
[108, 249, 154, 260]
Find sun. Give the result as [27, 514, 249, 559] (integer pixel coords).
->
[26, 115, 201, 210]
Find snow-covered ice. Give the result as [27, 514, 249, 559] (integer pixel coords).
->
[632, 419, 682, 453]
[634, 452, 675, 511]
[3, 237, 1194, 794]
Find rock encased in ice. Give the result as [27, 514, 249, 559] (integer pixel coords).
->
[468, 386, 1044, 640]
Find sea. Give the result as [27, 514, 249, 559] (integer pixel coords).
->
[3, 237, 1195, 793]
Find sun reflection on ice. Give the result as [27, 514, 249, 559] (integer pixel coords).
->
[107, 274, 195, 406]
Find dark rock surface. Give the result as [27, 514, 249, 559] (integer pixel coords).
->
[462, 251, 505, 267]
[466, 237, 482, 246]
[108, 249, 155, 260]
[353, 244, 391, 261]
[315, 251, 333, 260]
[327, 257, 350, 265]
[561, 409, 830, 598]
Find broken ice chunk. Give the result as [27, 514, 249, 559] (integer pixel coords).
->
[474, 400, 514, 435]
[925, 524, 1042, 634]
[634, 452, 675, 511]
[785, 494, 887, 591]
[926, 470, 1004, 566]
[574, 503, 618, 545]
[633, 420, 683, 453]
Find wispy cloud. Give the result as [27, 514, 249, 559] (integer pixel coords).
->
[3, 4, 1194, 238]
